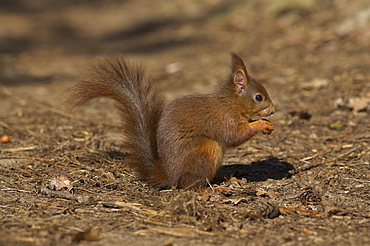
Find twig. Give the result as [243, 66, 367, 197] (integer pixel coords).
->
[343, 178, 370, 183]
[0, 120, 10, 129]
[0, 155, 54, 161]
[299, 154, 319, 162]
[337, 147, 357, 159]
[0, 146, 38, 153]
[142, 219, 172, 227]
[1, 85, 75, 119]
[206, 178, 215, 192]
[1, 187, 33, 193]
[134, 226, 218, 237]
[102, 201, 142, 210]
[40, 187, 96, 204]
[290, 162, 322, 175]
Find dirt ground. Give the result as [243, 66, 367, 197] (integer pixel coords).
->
[1, 0, 370, 245]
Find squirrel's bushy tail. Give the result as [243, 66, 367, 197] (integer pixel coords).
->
[65, 57, 165, 183]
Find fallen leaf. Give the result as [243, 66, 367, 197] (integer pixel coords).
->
[345, 97, 370, 112]
[279, 206, 321, 217]
[279, 207, 296, 215]
[50, 175, 73, 191]
[328, 123, 346, 130]
[221, 197, 248, 205]
[300, 78, 329, 90]
[256, 189, 281, 198]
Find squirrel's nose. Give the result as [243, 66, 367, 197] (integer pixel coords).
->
[262, 107, 275, 116]
[269, 105, 275, 115]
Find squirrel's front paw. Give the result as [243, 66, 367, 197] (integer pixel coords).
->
[260, 119, 274, 135]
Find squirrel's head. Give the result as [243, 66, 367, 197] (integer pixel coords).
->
[230, 52, 275, 119]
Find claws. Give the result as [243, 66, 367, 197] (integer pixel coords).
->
[260, 119, 274, 135]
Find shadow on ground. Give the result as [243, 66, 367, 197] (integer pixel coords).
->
[215, 157, 294, 182]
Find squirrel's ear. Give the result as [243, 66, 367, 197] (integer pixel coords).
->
[231, 52, 249, 95]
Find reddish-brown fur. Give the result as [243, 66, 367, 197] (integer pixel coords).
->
[65, 53, 275, 190]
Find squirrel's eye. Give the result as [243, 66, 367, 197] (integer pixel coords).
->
[255, 95, 263, 101]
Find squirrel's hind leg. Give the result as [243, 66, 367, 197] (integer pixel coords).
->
[177, 139, 224, 190]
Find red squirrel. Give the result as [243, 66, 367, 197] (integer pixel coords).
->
[66, 53, 275, 190]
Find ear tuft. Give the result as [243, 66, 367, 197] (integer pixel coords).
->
[231, 52, 248, 76]
[230, 53, 248, 94]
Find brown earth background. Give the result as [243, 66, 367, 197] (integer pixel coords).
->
[0, 0, 370, 245]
